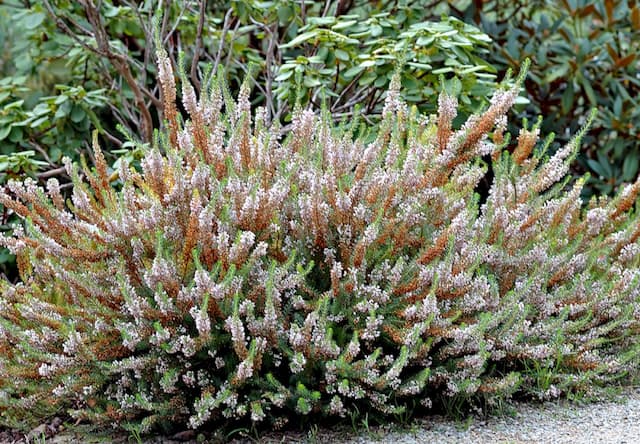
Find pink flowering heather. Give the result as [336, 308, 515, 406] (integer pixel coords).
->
[0, 53, 639, 434]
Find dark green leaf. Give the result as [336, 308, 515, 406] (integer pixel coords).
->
[334, 49, 350, 62]
[0, 125, 11, 141]
[622, 155, 639, 181]
[561, 83, 574, 114]
[343, 65, 365, 79]
[586, 158, 609, 178]
[274, 70, 293, 82]
[8, 127, 23, 143]
[30, 116, 49, 128]
[277, 6, 293, 25]
[613, 95, 622, 117]
[70, 105, 85, 123]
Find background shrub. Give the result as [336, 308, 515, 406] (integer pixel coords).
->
[1, 55, 639, 435]
[444, 0, 640, 198]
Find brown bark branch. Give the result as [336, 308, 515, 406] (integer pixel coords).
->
[190, 0, 207, 92]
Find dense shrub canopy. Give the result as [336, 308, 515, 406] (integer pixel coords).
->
[0, 50, 639, 435]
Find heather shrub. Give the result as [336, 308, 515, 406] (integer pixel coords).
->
[1, 53, 640, 435]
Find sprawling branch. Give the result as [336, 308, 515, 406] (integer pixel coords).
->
[43, 0, 155, 142]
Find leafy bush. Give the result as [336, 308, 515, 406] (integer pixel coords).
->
[2, 0, 500, 140]
[265, 10, 499, 122]
[1, 51, 639, 436]
[448, 0, 640, 197]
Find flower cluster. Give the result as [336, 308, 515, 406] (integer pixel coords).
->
[0, 54, 639, 434]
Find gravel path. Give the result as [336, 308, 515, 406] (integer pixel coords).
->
[342, 387, 640, 444]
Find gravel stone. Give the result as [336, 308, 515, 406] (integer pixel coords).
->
[342, 387, 640, 444]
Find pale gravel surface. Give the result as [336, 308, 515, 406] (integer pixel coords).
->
[340, 387, 640, 444]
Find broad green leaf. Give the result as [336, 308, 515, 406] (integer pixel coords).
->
[334, 49, 350, 61]
[432, 67, 453, 74]
[8, 127, 23, 143]
[586, 159, 607, 178]
[23, 12, 46, 30]
[613, 95, 622, 117]
[622, 155, 639, 181]
[54, 95, 69, 105]
[407, 62, 432, 70]
[458, 65, 488, 74]
[49, 147, 63, 162]
[30, 116, 49, 128]
[332, 20, 357, 31]
[343, 65, 365, 79]
[277, 5, 293, 24]
[307, 17, 336, 26]
[416, 36, 435, 46]
[359, 60, 376, 68]
[374, 76, 388, 88]
[274, 70, 293, 82]
[307, 54, 326, 64]
[303, 77, 322, 88]
[0, 125, 11, 141]
[4, 100, 24, 110]
[280, 31, 318, 48]
[70, 105, 86, 123]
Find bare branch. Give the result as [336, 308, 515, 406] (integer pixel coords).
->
[42, 0, 105, 58]
[36, 166, 67, 180]
[213, 8, 234, 76]
[331, 71, 365, 112]
[190, 0, 207, 92]
[123, 0, 152, 86]
[43, 0, 155, 142]
[249, 17, 279, 119]
[27, 140, 53, 166]
[77, 0, 153, 142]
[225, 18, 242, 70]
[322, 0, 332, 17]
[162, 3, 189, 47]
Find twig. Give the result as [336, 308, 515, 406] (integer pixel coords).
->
[79, 0, 154, 141]
[43, 0, 154, 142]
[190, 0, 207, 92]
[332, 87, 372, 112]
[27, 140, 53, 166]
[101, 129, 124, 148]
[42, 0, 105, 58]
[331, 71, 365, 112]
[124, 0, 152, 86]
[249, 17, 279, 118]
[36, 166, 67, 180]
[225, 18, 242, 70]
[162, 2, 189, 46]
[213, 8, 234, 76]
[322, 0, 332, 17]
